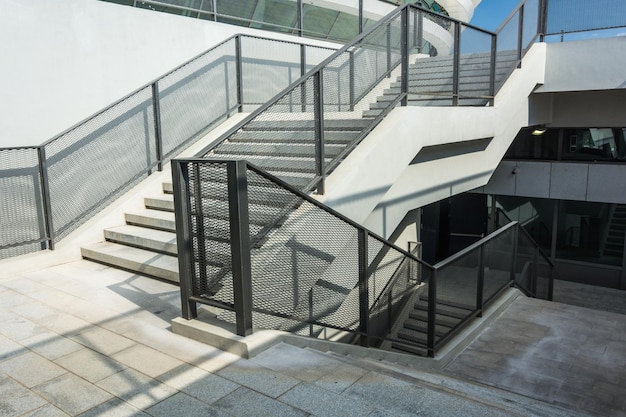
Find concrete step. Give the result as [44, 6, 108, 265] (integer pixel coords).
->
[384, 84, 491, 95]
[245, 118, 371, 131]
[391, 74, 493, 87]
[208, 153, 331, 175]
[104, 225, 177, 255]
[162, 169, 315, 193]
[144, 193, 287, 227]
[409, 310, 461, 328]
[125, 209, 176, 232]
[214, 142, 345, 159]
[176, 181, 302, 208]
[228, 130, 359, 144]
[81, 241, 180, 283]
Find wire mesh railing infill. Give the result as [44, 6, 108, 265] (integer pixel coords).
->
[0, 34, 335, 260]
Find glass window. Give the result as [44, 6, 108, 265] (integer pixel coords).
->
[555, 200, 624, 266]
[562, 128, 626, 162]
[504, 127, 559, 160]
[302, 5, 339, 39]
[495, 196, 553, 255]
[250, 0, 298, 33]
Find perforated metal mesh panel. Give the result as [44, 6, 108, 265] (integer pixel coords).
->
[241, 37, 303, 106]
[458, 25, 493, 104]
[188, 162, 235, 305]
[181, 160, 426, 338]
[205, 76, 319, 189]
[483, 228, 515, 305]
[546, 0, 626, 35]
[45, 86, 156, 240]
[522, 0, 540, 49]
[160, 39, 237, 158]
[246, 164, 361, 332]
[0, 148, 46, 259]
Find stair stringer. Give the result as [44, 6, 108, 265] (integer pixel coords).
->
[318, 42, 547, 239]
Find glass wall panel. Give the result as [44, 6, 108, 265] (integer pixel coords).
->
[496, 196, 553, 255]
[250, 0, 299, 33]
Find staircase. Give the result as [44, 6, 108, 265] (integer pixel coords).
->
[81, 50, 510, 281]
[80, 119, 368, 283]
[363, 50, 519, 118]
[390, 295, 473, 356]
[603, 204, 626, 258]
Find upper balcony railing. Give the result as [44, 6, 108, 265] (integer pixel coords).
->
[105, 0, 450, 44]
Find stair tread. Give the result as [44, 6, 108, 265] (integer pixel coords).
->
[81, 241, 180, 282]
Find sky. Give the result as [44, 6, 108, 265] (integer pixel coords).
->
[469, 0, 521, 31]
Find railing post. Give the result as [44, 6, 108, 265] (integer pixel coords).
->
[301, 44, 308, 112]
[539, 0, 548, 42]
[212, 0, 217, 21]
[401, 6, 409, 106]
[517, 4, 524, 68]
[309, 288, 314, 337]
[387, 290, 393, 332]
[235, 35, 244, 112]
[358, 0, 364, 34]
[476, 245, 485, 317]
[386, 22, 392, 78]
[452, 22, 461, 106]
[297, 0, 303, 37]
[172, 160, 197, 320]
[548, 261, 555, 301]
[415, 8, 422, 51]
[151, 82, 164, 172]
[349, 50, 355, 111]
[313, 70, 325, 195]
[358, 228, 370, 347]
[227, 160, 253, 336]
[37, 146, 55, 251]
[489, 34, 496, 106]
[532, 247, 539, 296]
[510, 224, 519, 284]
[427, 269, 437, 357]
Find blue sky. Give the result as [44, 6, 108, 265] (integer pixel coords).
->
[469, 0, 521, 31]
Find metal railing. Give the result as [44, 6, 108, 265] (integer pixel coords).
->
[172, 157, 554, 356]
[172, 158, 430, 344]
[0, 35, 335, 260]
[168, 0, 566, 356]
[106, 0, 450, 44]
[381, 221, 553, 357]
[543, 0, 626, 38]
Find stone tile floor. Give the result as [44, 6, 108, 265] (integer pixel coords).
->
[0, 257, 623, 416]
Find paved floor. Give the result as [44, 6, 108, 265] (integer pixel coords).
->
[0, 257, 624, 416]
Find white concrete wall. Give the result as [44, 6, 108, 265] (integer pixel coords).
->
[319, 43, 547, 238]
[535, 37, 626, 93]
[478, 160, 626, 204]
[0, 0, 334, 148]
